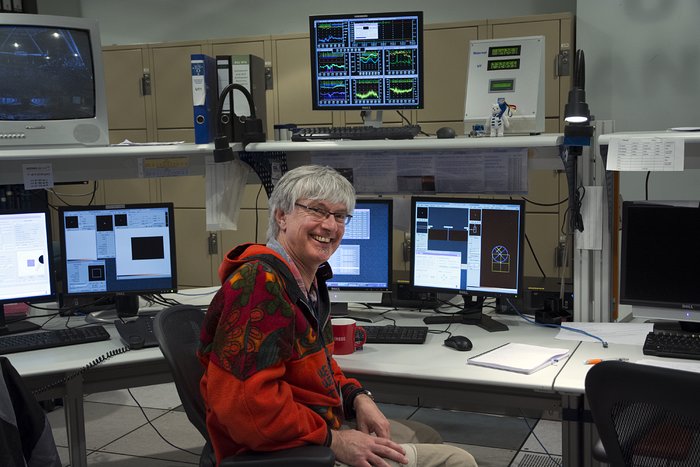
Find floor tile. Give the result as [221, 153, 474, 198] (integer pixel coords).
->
[520, 419, 562, 456]
[84, 382, 183, 410]
[99, 409, 205, 464]
[454, 443, 517, 467]
[376, 402, 420, 420]
[409, 407, 534, 450]
[47, 401, 168, 450]
[86, 450, 199, 466]
[511, 451, 562, 466]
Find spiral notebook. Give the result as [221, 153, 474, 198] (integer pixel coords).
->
[467, 342, 571, 374]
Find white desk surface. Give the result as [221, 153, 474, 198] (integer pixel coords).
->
[335, 309, 582, 394]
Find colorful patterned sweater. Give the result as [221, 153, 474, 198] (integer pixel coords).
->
[198, 243, 364, 462]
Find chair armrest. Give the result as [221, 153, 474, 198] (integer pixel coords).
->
[218, 445, 335, 466]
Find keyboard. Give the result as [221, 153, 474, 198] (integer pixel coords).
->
[643, 331, 700, 360]
[292, 125, 421, 141]
[364, 325, 429, 344]
[0, 325, 111, 355]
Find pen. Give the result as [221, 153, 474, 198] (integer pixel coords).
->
[585, 358, 629, 365]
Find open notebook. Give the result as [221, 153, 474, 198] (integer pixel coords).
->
[467, 342, 571, 374]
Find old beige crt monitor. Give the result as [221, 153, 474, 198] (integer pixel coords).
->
[0, 13, 109, 148]
[463, 36, 544, 135]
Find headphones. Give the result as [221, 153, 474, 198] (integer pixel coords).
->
[213, 83, 265, 162]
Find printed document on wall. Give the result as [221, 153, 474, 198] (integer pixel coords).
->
[606, 135, 684, 171]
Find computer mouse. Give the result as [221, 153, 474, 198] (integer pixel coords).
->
[444, 335, 473, 351]
[436, 127, 456, 139]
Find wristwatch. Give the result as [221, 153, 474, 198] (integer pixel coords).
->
[355, 389, 374, 403]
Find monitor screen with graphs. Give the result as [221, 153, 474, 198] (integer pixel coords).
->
[309, 11, 424, 110]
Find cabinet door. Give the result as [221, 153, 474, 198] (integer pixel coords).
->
[102, 47, 151, 132]
[274, 36, 333, 126]
[150, 43, 207, 130]
[174, 208, 218, 287]
[417, 24, 480, 126]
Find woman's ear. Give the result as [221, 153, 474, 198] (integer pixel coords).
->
[275, 208, 286, 230]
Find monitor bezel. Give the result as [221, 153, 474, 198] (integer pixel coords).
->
[327, 198, 393, 293]
[57, 202, 178, 300]
[0, 13, 109, 148]
[409, 196, 526, 299]
[620, 200, 700, 316]
[0, 208, 55, 305]
[308, 11, 424, 111]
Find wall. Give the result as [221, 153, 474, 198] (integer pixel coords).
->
[577, 0, 700, 201]
[59, 0, 575, 45]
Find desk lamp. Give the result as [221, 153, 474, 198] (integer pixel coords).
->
[212, 83, 265, 163]
[562, 49, 594, 233]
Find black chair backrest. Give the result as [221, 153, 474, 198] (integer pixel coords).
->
[586, 360, 700, 467]
[153, 304, 209, 441]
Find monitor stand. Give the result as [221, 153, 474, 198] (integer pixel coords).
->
[361, 110, 383, 128]
[330, 302, 385, 323]
[0, 304, 41, 336]
[422, 295, 508, 332]
[85, 294, 141, 324]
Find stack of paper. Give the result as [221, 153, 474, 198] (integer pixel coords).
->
[467, 343, 570, 374]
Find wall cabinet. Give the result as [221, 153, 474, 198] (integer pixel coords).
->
[96, 12, 574, 287]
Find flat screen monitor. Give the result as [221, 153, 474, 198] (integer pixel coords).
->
[309, 11, 424, 113]
[0, 209, 55, 335]
[0, 13, 109, 148]
[620, 200, 700, 331]
[410, 197, 525, 331]
[58, 203, 177, 322]
[327, 199, 393, 318]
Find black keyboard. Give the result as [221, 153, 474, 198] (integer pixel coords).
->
[292, 125, 421, 141]
[364, 325, 429, 344]
[643, 331, 700, 360]
[0, 325, 111, 355]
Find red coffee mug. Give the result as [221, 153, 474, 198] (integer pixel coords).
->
[331, 318, 367, 355]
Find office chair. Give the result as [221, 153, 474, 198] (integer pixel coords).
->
[152, 304, 335, 467]
[585, 360, 700, 467]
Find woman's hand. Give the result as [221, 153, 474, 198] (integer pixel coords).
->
[331, 429, 408, 467]
[354, 393, 391, 439]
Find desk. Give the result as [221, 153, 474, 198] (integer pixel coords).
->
[7, 297, 614, 467]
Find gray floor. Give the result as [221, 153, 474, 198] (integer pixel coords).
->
[45, 382, 562, 466]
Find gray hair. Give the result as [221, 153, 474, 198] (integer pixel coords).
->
[267, 165, 356, 241]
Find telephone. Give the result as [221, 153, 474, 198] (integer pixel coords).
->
[114, 315, 159, 349]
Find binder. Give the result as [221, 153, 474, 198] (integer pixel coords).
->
[467, 342, 571, 374]
[191, 54, 217, 144]
[216, 55, 234, 141]
[214, 54, 267, 143]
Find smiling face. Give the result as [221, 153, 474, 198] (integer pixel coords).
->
[276, 198, 347, 283]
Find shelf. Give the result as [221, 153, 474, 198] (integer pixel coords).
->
[0, 134, 565, 185]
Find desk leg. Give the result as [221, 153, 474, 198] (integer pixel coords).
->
[561, 393, 586, 467]
[64, 375, 88, 467]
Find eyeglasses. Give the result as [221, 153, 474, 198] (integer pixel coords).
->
[294, 202, 352, 225]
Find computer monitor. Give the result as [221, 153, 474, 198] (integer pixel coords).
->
[57, 203, 177, 322]
[308, 11, 424, 122]
[327, 199, 393, 318]
[0, 209, 55, 335]
[0, 13, 109, 148]
[410, 197, 525, 332]
[620, 200, 700, 332]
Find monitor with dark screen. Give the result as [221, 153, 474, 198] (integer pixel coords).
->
[58, 203, 176, 322]
[327, 199, 392, 318]
[410, 197, 525, 331]
[0, 209, 54, 335]
[309, 11, 423, 112]
[620, 200, 700, 331]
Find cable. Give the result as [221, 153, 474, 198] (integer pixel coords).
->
[524, 232, 547, 278]
[518, 410, 562, 467]
[521, 196, 568, 207]
[255, 183, 264, 243]
[126, 388, 201, 457]
[645, 171, 651, 200]
[32, 345, 131, 396]
[505, 298, 608, 348]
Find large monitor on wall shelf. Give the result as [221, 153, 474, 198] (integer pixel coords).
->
[410, 197, 525, 332]
[0, 13, 109, 148]
[327, 199, 393, 321]
[620, 200, 700, 332]
[0, 209, 55, 336]
[308, 11, 424, 114]
[58, 203, 177, 322]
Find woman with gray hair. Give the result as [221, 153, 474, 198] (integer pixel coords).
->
[199, 165, 476, 467]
